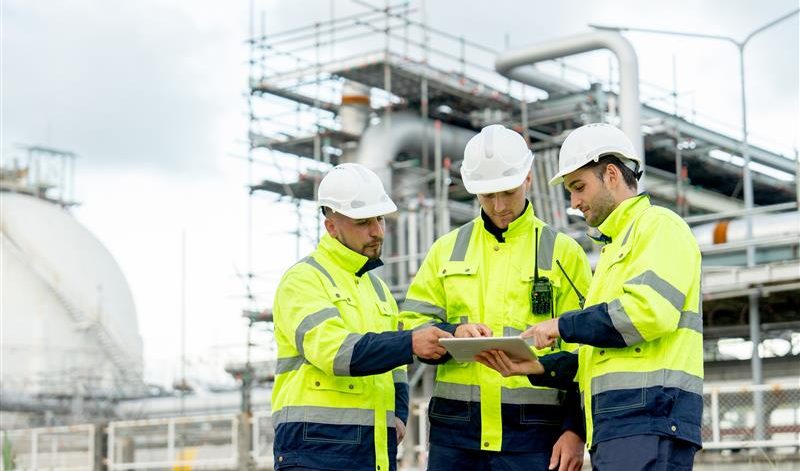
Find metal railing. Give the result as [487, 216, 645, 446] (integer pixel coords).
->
[0, 424, 95, 471]
[2, 382, 797, 469]
[106, 414, 238, 470]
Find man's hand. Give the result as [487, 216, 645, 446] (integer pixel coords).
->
[454, 323, 492, 338]
[475, 349, 544, 376]
[395, 417, 406, 443]
[411, 326, 452, 359]
[549, 430, 584, 471]
[524, 318, 560, 349]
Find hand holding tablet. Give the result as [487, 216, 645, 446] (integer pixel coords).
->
[439, 336, 538, 363]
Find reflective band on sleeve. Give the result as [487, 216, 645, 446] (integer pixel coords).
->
[399, 299, 447, 322]
[625, 270, 686, 311]
[276, 355, 307, 374]
[392, 369, 408, 383]
[677, 311, 703, 334]
[606, 298, 645, 346]
[333, 332, 363, 376]
[296, 307, 340, 357]
[591, 369, 703, 396]
[449, 222, 475, 261]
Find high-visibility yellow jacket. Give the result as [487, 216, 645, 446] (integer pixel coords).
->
[400, 202, 592, 452]
[535, 195, 704, 449]
[271, 234, 412, 471]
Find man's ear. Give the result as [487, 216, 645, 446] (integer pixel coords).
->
[604, 163, 619, 188]
[324, 215, 337, 237]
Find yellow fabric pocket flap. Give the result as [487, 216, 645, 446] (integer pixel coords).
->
[311, 376, 364, 394]
[593, 344, 647, 364]
[437, 261, 479, 277]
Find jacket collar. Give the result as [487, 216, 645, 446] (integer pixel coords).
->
[481, 200, 533, 242]
[595, 193, 651, 242]
[317, 233, 384, 276]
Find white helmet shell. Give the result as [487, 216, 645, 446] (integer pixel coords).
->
[460, 124, 534, 194]
[317, 163, 397, 219]
[549, 123, 641, 186]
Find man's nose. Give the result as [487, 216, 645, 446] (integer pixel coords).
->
[368, 218, 384, 237]
[493, 196, 507, 212]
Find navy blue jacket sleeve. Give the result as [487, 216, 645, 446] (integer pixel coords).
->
[349, 330, 415, 376]
[394, 381, 409, 424]
[558, 302, 628, 348]
[560, 388, 585, 440]
[528, 351, 579, 390]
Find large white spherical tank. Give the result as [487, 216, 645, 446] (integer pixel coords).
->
[1, 192, 143, 395]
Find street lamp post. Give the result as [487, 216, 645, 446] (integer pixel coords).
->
[591, 8, 799, 442]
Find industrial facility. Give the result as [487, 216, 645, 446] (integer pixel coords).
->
[1, 2, 798, 470]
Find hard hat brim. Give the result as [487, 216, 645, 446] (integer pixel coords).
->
[463, 172, 528, 195]
[328, 199, 398, 219]
[548, 159, 593, 187]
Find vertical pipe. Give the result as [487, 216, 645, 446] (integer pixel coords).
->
[31, 429, 38, 470]
[739, 43, 764, 441]
[397, 210, 408, 287]
[167, 421, 175, 466]
[434, 120, 443, 237]
[408, 199, 419, 276]
[711, 388, 721, 443]
[673, 54, 685, 216]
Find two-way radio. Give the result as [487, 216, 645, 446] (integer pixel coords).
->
[531, 227, 554, 317]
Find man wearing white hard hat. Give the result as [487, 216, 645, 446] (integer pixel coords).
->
[271, 163, 453, 471]
[400, 125, 592, 471]
[477, 123, 703, 470]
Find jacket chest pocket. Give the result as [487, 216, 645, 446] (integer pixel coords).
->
[437, 261, 480, 323]
[508, 271, 562, 331]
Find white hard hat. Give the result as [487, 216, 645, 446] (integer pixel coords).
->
[549, 123, 641, 186]
[460, 124, 534, 194]
[317, 163, 397, 219]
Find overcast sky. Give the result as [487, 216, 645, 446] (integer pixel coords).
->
[3, 0, 798, 388]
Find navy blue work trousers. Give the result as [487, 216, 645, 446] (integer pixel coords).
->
[427, 443, 552, 471]
[590, 435, 698, 471]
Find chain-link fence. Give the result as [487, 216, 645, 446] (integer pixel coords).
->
[702, 382, 800, 451]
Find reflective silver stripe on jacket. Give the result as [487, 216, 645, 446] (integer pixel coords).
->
[625, 270, 686, 311]
[400, 299, 447, 322]
[368, 272, 387, 302]
[591, 369, 703, 396]
[433, 381, 562, 405]
[276, 355, 307, 374]
[449, 222, 475, 261]
[536, 225, 557, 271]
[501, 387, 564, 405]
[606, 298, 645, 346]
[333, 332, 363, 376]
[296, 307, 339, 356]
[273, 405, 396, 428]
[392, 369, 408, 383]
[432, 381, 480, 402]
[304, 256, 336, 287]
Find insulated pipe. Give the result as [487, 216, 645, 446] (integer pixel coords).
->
[352, 112, 477, 194]
[691, 211, 800, 246]
[495, 32, 643, 164]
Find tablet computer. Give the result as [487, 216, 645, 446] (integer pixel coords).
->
[439, 337, 538, 363]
